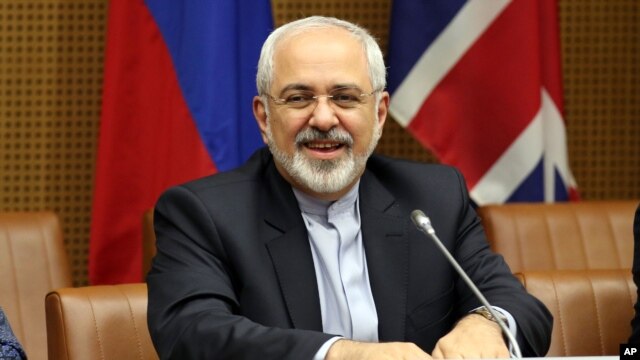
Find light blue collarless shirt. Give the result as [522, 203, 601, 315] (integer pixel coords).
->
[293, 182, 379, 342]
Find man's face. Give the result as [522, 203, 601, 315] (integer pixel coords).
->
[253, 27, 389, 200]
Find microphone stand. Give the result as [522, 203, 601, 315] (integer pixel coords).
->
[411, 209, 522, 359]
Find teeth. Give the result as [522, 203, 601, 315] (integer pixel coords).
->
[307, 143, 340, 149]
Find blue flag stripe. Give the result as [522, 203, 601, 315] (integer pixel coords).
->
[387, 0, 467, 93]
[144, 0, 273, 171]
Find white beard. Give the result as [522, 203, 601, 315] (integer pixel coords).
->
[266, 122, 382, 194]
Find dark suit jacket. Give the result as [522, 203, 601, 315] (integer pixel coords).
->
[147, 147, 552, 359]
[629, 202, 640, 343]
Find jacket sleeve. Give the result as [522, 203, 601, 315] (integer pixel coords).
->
[0, 309, 27, 360]
[448, 168, 553, 357]
[146, 185, 333, 360]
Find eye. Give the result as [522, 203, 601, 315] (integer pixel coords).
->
[331, 91, 361, 106]
[285, 93, 313, 104]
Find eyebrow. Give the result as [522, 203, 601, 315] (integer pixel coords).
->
[278, 83, 313, 95]
[277, 83, 364, 95]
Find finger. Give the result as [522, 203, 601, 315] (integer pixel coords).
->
[431, 344, 444, 359]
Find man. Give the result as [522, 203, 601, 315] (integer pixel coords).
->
[147, 16, 552, 359]
[0, 308, 27, 359]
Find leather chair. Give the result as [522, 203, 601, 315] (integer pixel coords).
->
[45, 283, 158, 360]
[142, 209, 156, 278]
[0, 211, 72, 360]
[478, 200, 639, 273]
[517, 269, 635, 356]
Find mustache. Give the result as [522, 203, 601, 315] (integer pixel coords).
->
[295, 128, 354, 146]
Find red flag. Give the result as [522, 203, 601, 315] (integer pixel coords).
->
[91, 0, 272, 284]
[89, 0, 215, 284]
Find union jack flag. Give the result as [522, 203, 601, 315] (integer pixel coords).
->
[387, 0, 579, 205]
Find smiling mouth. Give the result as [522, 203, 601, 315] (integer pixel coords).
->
[304, 141, 345, 152]
[295, 127, 353, 154]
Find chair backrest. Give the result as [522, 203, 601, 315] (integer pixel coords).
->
[518, 269, 635, 356]
[142, 209, 156, 278]
[45, 283, 158, 360]
[478, 200, 639, 273]
[0, 211, 72, 360]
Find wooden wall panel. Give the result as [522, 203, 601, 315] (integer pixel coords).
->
[0, 0, 637, 286]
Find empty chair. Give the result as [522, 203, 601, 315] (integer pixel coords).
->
[478, 200, 638, 273]
[518, 269, 635, 356]
[0, 211, 72, 360]
[45, 283, 158, 360]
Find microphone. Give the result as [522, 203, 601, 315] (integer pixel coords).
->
[410, 209, 522, 359]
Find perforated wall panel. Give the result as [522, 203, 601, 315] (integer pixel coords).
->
[560, 0, 640, 200]
[0, 1, 106, 285]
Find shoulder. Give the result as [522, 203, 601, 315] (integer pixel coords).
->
[362, 154, 472, 216]
[164, 147, 272, 198]
[155, 147, 275, 214]
[367, 153, 459, 174]
[366, 154, 465, 190]
[184, 147, 273, 193]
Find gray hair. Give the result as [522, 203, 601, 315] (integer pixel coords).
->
[256, 16, 387, 97]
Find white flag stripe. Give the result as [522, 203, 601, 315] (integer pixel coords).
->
[470, 98, 544, 205]
[389, 0, 511, 127]
[541, 89, 578, 202]
[471, 88, 576, 205]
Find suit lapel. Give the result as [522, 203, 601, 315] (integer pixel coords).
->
[258, 156, 410, 338]
[359, 170, 410, 342]
[261, 161, 323, 332]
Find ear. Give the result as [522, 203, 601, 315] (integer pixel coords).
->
[253, 96, 269, 144]
[376, 91, 390, 129]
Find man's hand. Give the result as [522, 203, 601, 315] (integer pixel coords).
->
[326, 339, 432, 360]
[432, 313, 510, 359]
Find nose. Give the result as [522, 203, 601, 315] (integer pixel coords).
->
[308, 96, 339, 131]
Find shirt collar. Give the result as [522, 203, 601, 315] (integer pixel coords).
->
[292, 181, 360, 216]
